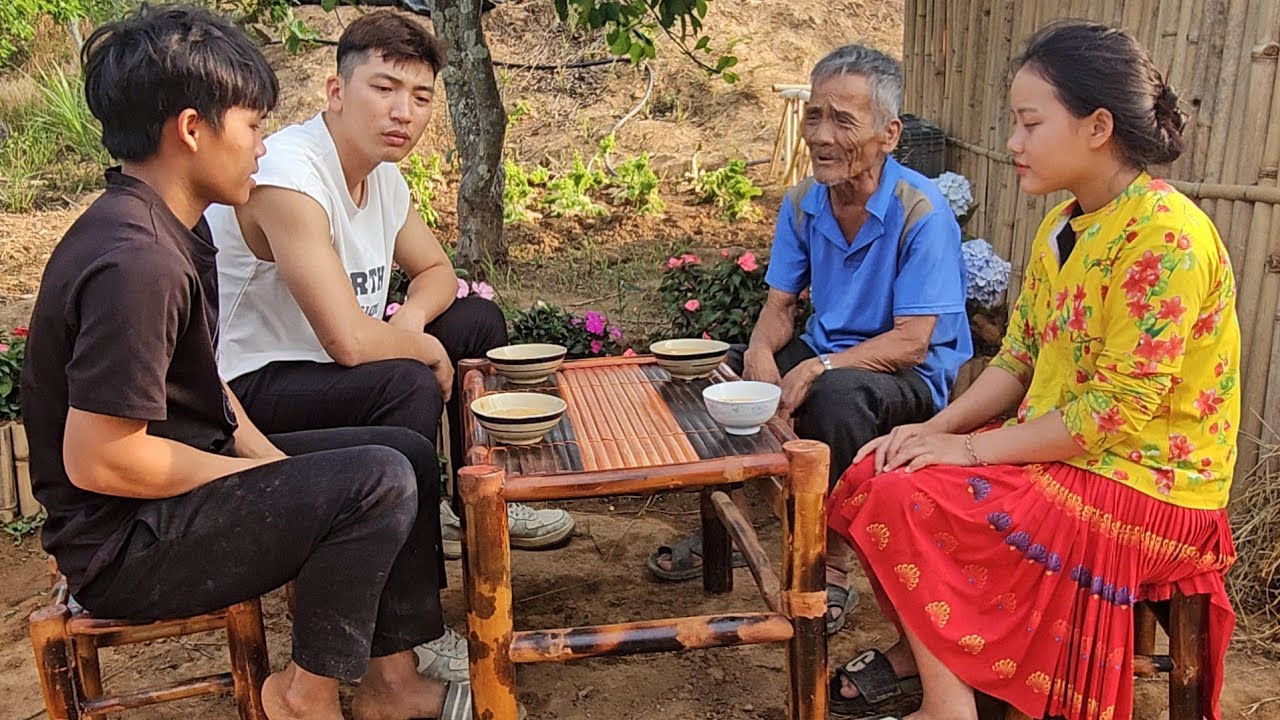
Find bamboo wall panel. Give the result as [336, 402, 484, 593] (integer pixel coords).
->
[907, 0, 1280, 490]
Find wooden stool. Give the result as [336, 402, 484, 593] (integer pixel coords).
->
[29, 566, 270, 720]
[769, 83, 812, 186]
[1006, 590, 1211, 720]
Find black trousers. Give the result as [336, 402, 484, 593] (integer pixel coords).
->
[74, 426, 444, 681]
[728, 339, 935, 486]
[229, 296, 510, 493]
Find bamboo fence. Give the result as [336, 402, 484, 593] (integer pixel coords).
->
[903, 0, 1280, 490]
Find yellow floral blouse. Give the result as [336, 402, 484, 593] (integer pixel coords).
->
[990, 174, 1240, 510]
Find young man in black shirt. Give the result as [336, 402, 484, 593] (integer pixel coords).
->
[20, 6, 486, 719]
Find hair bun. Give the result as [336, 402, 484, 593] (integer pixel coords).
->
[1150, 82, 1186, 164]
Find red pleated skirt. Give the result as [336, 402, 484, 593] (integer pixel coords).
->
[827, 457, 1236, 720]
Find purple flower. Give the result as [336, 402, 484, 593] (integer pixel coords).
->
[584, 311, 606, 336]
[470, 281, 496, 301]
[456, 278, 471, 299]
[987, 511, 1012, 532]
[384, 302, 402, 318]
[967, 477, 991, 501]
[608, 325, 622, 340]
[590, 339, 604, 354]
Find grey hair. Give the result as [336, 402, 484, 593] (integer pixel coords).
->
[810, 44, 904, 126]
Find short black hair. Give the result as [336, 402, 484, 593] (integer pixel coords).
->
[82, 4, 279, 161]
[336, 12, 447, 79]
[1016, 20, 1186, 168]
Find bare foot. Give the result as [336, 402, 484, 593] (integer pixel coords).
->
[261, 666, 343, 720]
[352, 669, 446, 720]
[838, 639, 920, 700]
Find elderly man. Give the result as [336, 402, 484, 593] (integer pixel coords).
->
[648, 44, 972, 645]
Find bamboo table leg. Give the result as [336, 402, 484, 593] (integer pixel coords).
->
[461, 465, 519, 720]
[782, 440, 829, 720]
[700, 488, 733, 595]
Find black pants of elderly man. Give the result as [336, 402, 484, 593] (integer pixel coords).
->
[646, 331, 937, 629]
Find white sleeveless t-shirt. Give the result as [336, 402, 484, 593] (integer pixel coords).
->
[208, 113, 411, 381]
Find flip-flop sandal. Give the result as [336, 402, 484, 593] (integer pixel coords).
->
[425, 680, 528, 720]
[828, 649, 923, 717]
[826, 582, 859, 635]
[646, 533, 748, 582]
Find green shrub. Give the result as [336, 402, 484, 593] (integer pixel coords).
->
[610, 152, 663, 216]
[0, 326, 29, 421]
[402, 153, 444, 228]
[658, 250, 809, 344]
[542, 153, 608, 218]
[503, 159, 538, 224]
[691, 158, 762, 222]
[508, 303, 624, 358]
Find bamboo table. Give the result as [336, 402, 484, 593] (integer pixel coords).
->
[456, 354, 830, 720]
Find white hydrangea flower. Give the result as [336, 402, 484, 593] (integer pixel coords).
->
[961, 238, 1012, 309]
[933, 171, 974, 218]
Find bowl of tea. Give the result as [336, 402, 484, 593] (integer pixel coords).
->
[470, 392, 568, 445]
[649, 338, 731, 380]
[486, 343, 568, 385]
[701, 381, 781, 436]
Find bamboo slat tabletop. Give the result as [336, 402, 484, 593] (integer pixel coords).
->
[466, 357, 790, 478]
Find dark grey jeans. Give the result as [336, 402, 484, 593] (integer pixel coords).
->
[729, 339, 935, 486]
[74, 426, 444, 681]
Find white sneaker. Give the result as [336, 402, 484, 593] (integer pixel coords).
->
[439, 499, 575, 559]
[506, 501, 575, 549]
[414, 626, 469, 684]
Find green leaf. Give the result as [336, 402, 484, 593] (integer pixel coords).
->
[693, 35, 710, 52]
[321, 0, 338, 11]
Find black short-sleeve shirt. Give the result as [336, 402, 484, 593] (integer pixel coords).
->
[20, 169, 237, 592]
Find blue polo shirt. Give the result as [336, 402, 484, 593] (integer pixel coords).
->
[765, 157, 972, 410]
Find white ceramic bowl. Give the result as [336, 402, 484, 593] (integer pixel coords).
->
[487, 343, 567, 385]
[470, 392, 568, 445]
[650, 338, 731, 380]
[702, 381, 782, 436]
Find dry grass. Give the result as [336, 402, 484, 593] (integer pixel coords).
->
[1228, 440, 1280, 651]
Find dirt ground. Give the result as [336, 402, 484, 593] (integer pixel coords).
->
[2, 1, 1280, 718]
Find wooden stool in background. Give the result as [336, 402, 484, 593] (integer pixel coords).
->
[770, 83, 812, 187]
[29, 561, 270, 720]
[1005, 590, 1211, 720]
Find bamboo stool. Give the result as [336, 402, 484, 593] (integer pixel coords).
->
[1004, 590, 1211, 720]
[29, 561, 270, 720]
[770, 83, 812, 187]
[457, 354, 830, 720]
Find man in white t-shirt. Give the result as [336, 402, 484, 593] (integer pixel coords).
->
[206, 11, 573, 685]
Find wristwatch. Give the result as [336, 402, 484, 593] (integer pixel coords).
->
[818, 353, 834, 372]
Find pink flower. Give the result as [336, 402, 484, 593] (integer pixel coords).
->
[590, 339, 604, 354]
[384, 303, 402, 318]
[623, 348, 638, 357]
[684, 299, 701, 312]
[456, 278, 471, 298]
[470, 281, 496, 301]
[736, 252, 759, 273]
[12, 326, 27, 338]
[666, 257, 683, 269]
[0, 343, 8, 353]
[720, 248, 730, 258]
[680, 253, 702, 265]
[702, 331, 712, 340]
[608, 325, 623, 340]
[584, 311, 606, 335]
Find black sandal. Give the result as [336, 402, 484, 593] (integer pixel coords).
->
[646, 534, 747, 582]
[829, 649, 923, 717]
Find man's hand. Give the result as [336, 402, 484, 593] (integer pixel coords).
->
[387, 304, 428, 333]
[777, 358, 823, 421]
[743, 346, 783, 385]
[422, 334, 454, 402]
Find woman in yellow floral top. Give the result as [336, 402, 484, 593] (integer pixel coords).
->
[827, 20, 1238, 720]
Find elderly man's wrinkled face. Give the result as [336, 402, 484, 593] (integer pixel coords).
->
[802, 73, 901, 187]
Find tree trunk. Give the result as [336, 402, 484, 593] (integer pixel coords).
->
[431, 0, 507, 275]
